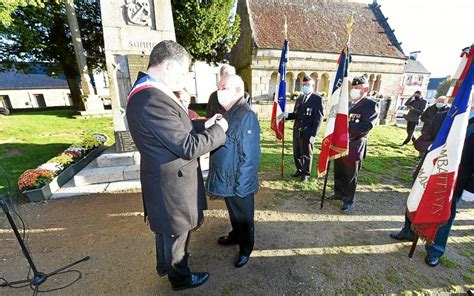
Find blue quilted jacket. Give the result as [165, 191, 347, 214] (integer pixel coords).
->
[206, 98, 260, 198]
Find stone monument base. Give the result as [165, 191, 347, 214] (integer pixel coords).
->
[71, 144, 210, 187]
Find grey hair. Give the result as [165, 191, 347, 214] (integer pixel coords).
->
[219, 64, 236, 76]
[222, 74, 244, 93]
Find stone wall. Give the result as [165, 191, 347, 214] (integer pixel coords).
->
[246, 48, 406, 104]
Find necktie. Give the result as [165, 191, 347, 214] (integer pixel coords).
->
[303, 95, 309, 104]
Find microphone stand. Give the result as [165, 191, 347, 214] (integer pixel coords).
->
[0, 198, 89, 295]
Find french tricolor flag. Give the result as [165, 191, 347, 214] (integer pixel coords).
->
[271, 39, 288, 140]
[407, 45, 474, 243]
[317, 47, 350, 176]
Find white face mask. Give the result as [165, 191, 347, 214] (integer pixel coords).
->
[436, 102, 445, 108]
[350, 89, 362, 101]
[217, 89, 235, 108]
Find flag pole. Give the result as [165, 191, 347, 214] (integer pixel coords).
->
[320, 162, 330, 209]
[320, 14, 353, 208]
[280, 16, 288, 178]
[408, 235, 419, 258]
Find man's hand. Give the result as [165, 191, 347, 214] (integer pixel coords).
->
[215, 117, 228, 132]
[309, 136, 316, 144]
[205, 113, 223, 129]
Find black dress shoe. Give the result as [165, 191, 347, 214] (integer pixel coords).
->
[157, 270, 168, 277]
[424, 255, 440, 267]
[217, 235, 238, 245]
[292, 171, 303, 177]
[172, 272, 209, 291]
[234, 255, 249, 268]
[389, 231, 415, 241]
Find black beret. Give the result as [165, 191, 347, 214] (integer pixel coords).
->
[352, 76, 367, 86]
[303, 75, 312, 82]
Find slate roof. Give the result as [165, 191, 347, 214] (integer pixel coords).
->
[247, 0, 406, 59]
[404, 58, 430, 74]
[0, 70, 68, 90]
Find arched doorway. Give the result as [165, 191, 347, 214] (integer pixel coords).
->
[310, 72, 318, 92]
[269, 71, 278, 100]
[319, 73, 330, 97]
[295, 72, 306, 92]
[374, 74, 382, 92]
[286, 72, 294, 95]
[369, 74, 375, 91]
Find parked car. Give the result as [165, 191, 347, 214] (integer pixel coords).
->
[395, 105, 408, 118]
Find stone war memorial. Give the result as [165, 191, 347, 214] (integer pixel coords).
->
[72, 0, 176, 187]
[101, 0, 175, 152]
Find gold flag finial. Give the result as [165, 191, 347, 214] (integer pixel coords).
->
[284, 15, 288, 40]
[346, 14, 354, 45]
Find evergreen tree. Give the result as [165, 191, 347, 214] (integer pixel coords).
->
[171, 0, 240, 64]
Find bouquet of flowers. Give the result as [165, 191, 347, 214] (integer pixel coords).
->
[18, 169, 55, 191]
[18, 132, 108, 193]
[62, 150, 82, 162]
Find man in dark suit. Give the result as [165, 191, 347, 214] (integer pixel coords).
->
[402, 91, 427, 145]
[326, 76, 379, 213]
[126, 40, 228, 291]
[284, 75, 324, 182]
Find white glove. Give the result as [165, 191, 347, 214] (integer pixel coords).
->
[215, 117, 228, 132]
[309, 136, 316, 144]
[277, 111, 288, 121]
[205, 113, 223, 129]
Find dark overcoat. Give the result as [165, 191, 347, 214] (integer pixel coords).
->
[127, 72, 226, 235]
[347, 97, 379, 162]
[287, 93, 324, 139]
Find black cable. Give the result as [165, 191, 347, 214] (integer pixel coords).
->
[31, 270, 82, 293]
[0, 165, 84, 294]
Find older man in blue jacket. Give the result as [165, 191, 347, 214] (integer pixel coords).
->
[206, 74, 261, 268]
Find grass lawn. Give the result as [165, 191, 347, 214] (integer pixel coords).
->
[0, 109, 114, 195]
[259, 120, 420, 193]
[0, 109, 419, 198]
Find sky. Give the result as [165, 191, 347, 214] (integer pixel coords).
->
[357, 0, 474, 77]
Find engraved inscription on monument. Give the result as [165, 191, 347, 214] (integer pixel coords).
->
[116, 130, 137, 152]
[128, 55, 149, 81]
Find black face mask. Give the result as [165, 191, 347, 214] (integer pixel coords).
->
[414, 95, 420, 100]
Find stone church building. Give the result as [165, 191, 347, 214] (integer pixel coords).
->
[230, 0, 407, 112]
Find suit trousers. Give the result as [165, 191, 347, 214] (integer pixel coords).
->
[403, 121, 418, 145]
[293, 131, 313, 176]
[225, 194, 255, 256]
[155, 231, 192, 286]
[399, 195, 461, 258]
[334, 156, 361, 205]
